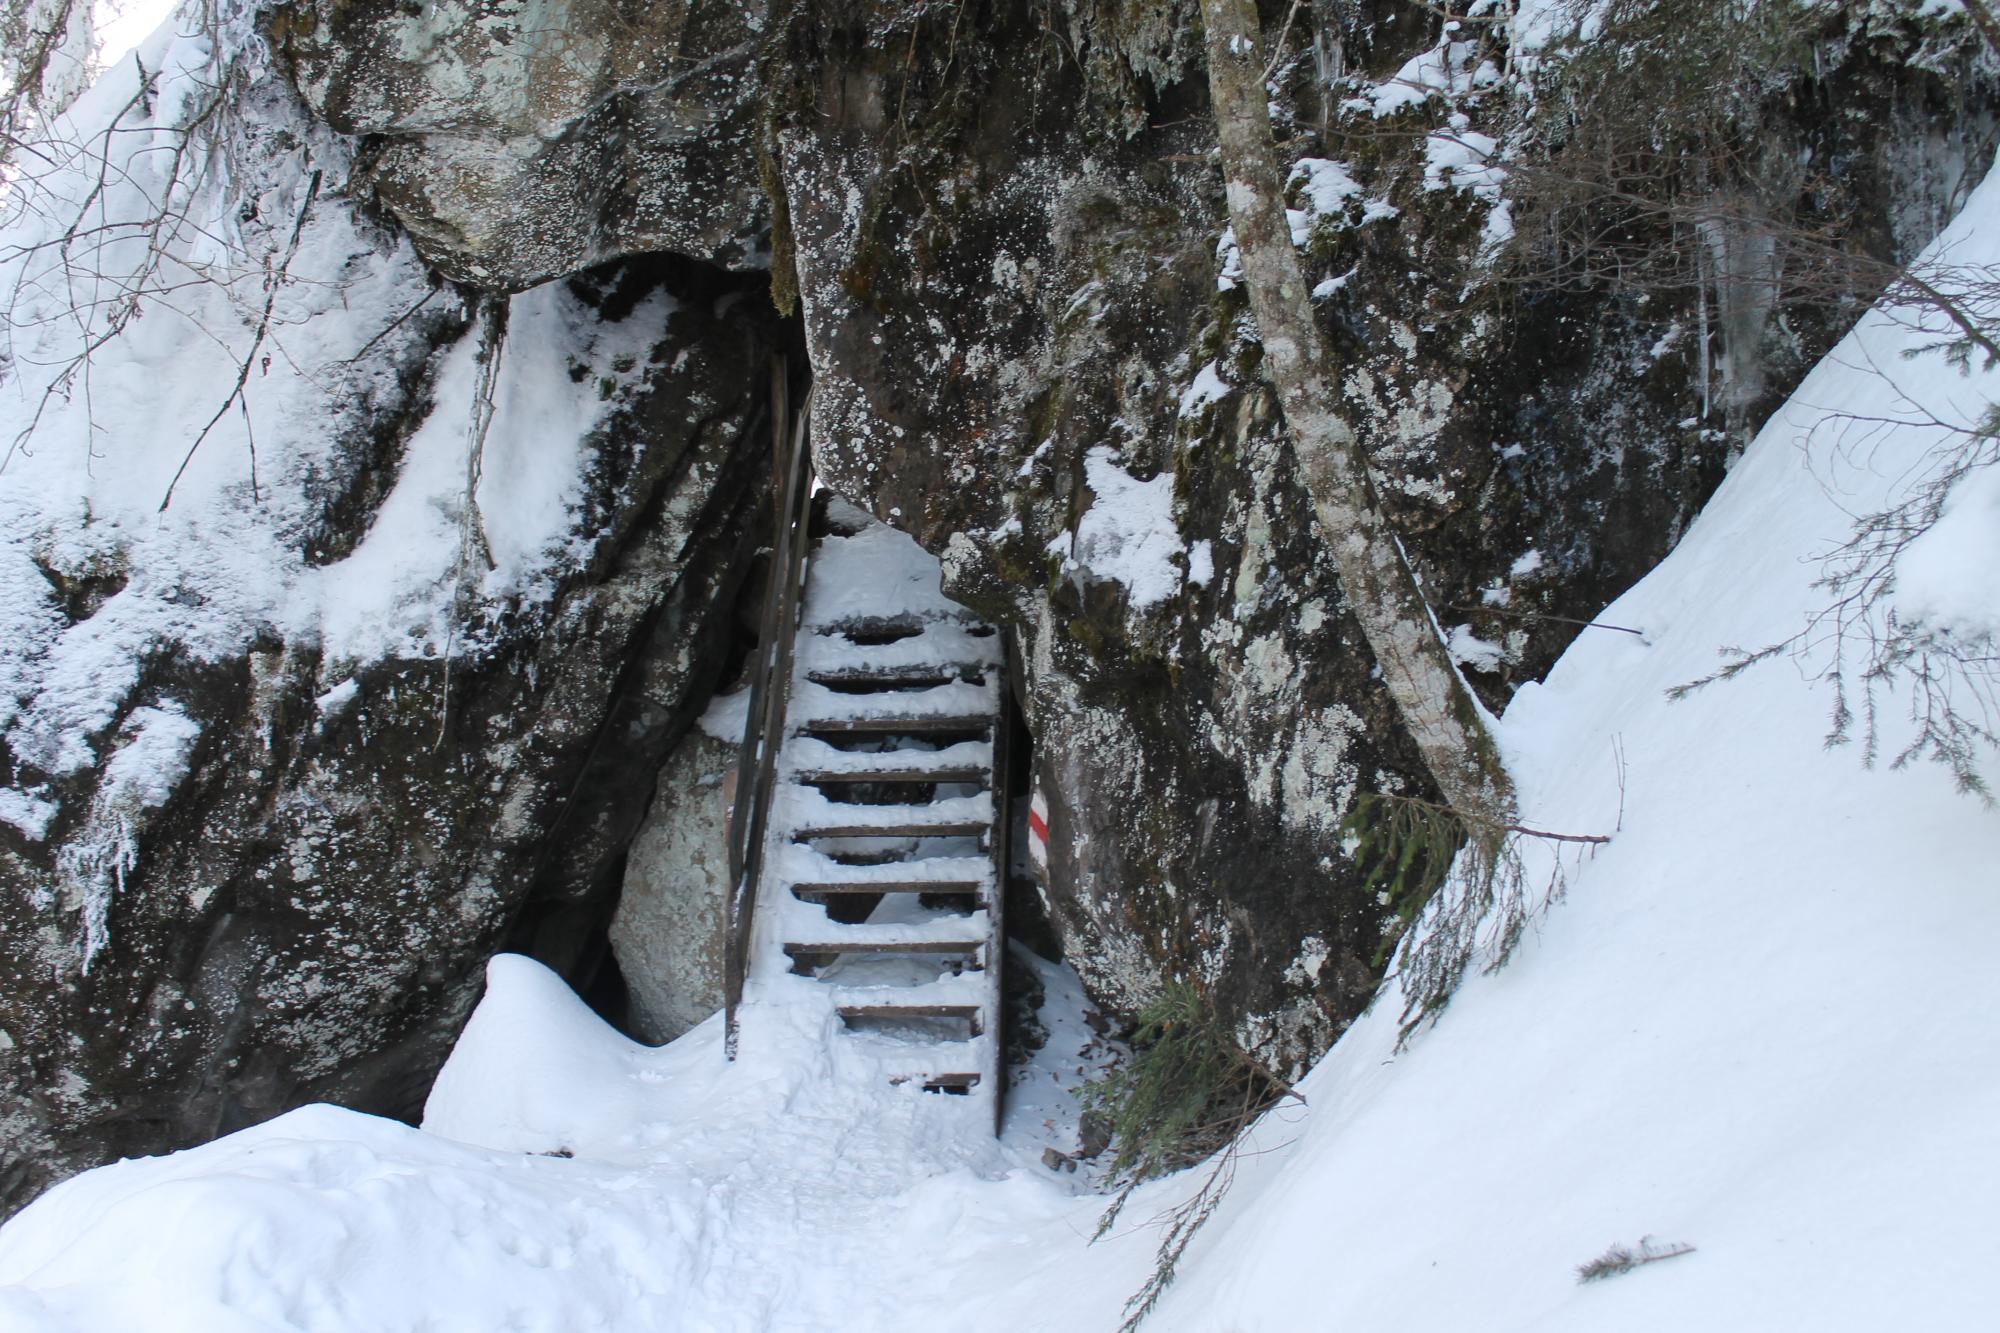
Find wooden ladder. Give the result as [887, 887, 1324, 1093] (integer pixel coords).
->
[722, 369, 1010, 1127]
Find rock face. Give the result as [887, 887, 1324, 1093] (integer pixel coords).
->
[763, 0, 2000, 1070]
[611, 727, 738, 1044]
[0, 232, 784, 1212]
[270, 0, 770, 289]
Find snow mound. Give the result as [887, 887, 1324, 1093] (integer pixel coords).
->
[423, 954, 676, 1158]
[0, 951, 1142, 1333]
[1134, 152, 2000, 1332]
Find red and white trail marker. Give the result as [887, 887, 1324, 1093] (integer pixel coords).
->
[1027, 788, 1049, 877]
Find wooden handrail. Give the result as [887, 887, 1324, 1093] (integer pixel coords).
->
[723, 358, 815, 1057]
[987, 644, 1014, 1133]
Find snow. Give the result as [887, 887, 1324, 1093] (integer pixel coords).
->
[1133, 150, 2000, 1333]
[5, 35, 2000, 1333]
[1277, 158, 1396, 270]
[1068, 446, 1187, 609]
[0, 946, 1146, 1333]
[1289, 157, 1364, 215]
[1364, 39, 1497, 117]
[312, 678, 358, 719]
[1213, 226, 1244, 292]
[0, 787, 57, 841]
[1426, 126, 1513, 251]
[0, 13, 427, 800]
[305, 281, 666, 667]
[97, 0, 181, 69]
[56, 701, 202, 968]
[1177, 361, 1229, 418]
[696, 685, 752, 744]
[1891, 456, 2000, 642]
[1445, 622, 1506, 673]
[1186, 539, 1215, 588]
[796, 521, 970, 628]
[1509, 0, 1583, 58]
[423, 954, 673, 1158]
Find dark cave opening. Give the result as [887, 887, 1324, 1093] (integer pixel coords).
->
[495, 246, 807, 1041]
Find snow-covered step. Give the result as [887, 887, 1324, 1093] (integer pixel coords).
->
[781, 914, 990, 951]
[795, 823, 987, 842]
[777, 783, 990, 829]
[795, 761, 990, 786]
[792, 677, 997, 725]
[805, 613, 943, 638]
[830, 972, 987, 1009]
[770, 845, 992, 888]
[838, 1002, 984, 1034]
[797, 622, 1002, 676]
[895, 1071, 980, 1092]
[785, 936, 986, 956]
[801, 716, 993, 739]
[784, 736, 992, 777]
[804, 665, 986, 690]
[783, 938, 986, 962]
[784, 785, 992, 839]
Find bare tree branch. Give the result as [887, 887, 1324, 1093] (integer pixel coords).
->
[157, 168, 321, 511]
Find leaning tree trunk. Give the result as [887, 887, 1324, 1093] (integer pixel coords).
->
[1198, 0, 1515, 823]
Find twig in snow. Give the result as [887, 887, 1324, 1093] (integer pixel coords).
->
[1576, 1235, 1697, 1283]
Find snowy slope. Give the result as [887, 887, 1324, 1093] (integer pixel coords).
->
[1137, 161, 2000, 1332]
[1, 78, 1997, 1333]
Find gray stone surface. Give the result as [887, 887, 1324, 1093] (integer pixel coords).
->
[611, 730, 737, 1045]
[271, 0, 769, 290]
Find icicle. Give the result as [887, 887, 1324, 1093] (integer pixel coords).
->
[435, 294, 510, 750]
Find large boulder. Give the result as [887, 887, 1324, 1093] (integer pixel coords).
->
[610, 726, 738, 1044]
[0, 56, 784, 1209]
[265, 0, 2000, 1075]
[270, 0, 771, 289]
[761, 0, 2000, 1072]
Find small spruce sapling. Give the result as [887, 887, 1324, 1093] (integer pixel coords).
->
[1081, 981, 1300, 1331]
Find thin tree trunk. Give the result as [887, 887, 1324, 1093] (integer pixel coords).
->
[1199, 0, 1514, 822]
